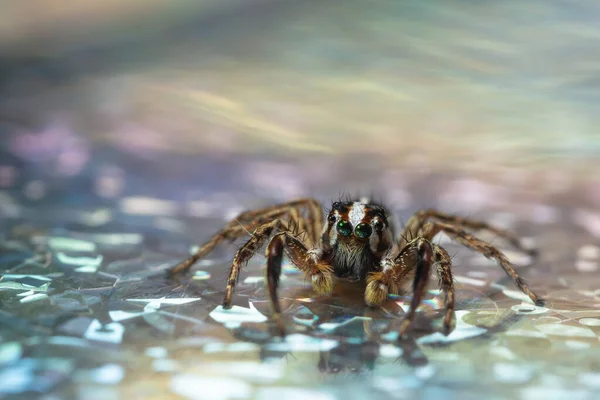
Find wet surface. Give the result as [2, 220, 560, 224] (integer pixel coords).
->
[1, 151, 600, 399]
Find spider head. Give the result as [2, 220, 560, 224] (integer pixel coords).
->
[325, 200, 390, 249]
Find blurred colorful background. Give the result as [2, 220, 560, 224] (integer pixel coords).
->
[1, 1, 600, 399]
[3, 0, 600, 170]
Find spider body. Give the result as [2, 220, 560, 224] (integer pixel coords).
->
[169, 197, 543, 337]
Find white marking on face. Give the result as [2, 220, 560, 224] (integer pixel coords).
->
[348, 202, 366, 228]
[329, 210, 341, 246]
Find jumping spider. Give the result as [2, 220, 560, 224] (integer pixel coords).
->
[169, 198, 544, 337]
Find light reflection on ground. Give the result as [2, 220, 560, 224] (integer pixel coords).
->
[1, 151, 599, 399]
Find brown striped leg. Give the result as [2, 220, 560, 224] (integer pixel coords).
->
[427, 221, 544, 307]
[167, 224, 247, 275]
[266, 232, 333, 335]
[288, 208, 309, 246]
[265, 233, 286, 335]
[364, 238, 435, 337]
[223, 219, 287, 308]
[168, 209, 287, 275]
[432, 244, 455, 334]
[224, 198, 319, 228]
[367, 237, 456, 336]
[365, 246, 415, 307]
[397, 238, 435, 337]
[275, 198, 323, 248]
[168, 198, 323, 275]
[399, 209, 537, 257]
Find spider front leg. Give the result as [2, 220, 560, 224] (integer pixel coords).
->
[265, 232, 333, 335]
[365, 238, 438, 337]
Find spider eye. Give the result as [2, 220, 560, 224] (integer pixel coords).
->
[328, 214, 336, 223]
[354, 223, 373, 239]
[373, 220, 383, 231]
[337, 220, 352, 236]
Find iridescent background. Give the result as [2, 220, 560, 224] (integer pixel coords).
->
[1, 1, 600, 399]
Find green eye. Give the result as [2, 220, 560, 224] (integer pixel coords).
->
[354, 223, 373, 239]
[337, 220, 352, 236]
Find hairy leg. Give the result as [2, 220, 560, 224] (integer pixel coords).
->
[225, 198, 320, 228]
[397, 238, 435, 337]
[265, 232, 333, 335]
[287, 207, 311, 248]
[399, 209, 537, 257]
[168, 198, 322, 275]
[364, 238, 435, 337]
[432, 244, 455, 334]
[366, 236, 456, 336]
[364, 246, 414, 307]
[265, 233, 285, 335]
[425, 221, 544, 306]
[223, 219, 287, 308]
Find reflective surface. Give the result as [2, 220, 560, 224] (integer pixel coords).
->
[1, 151, 600, 399]
[1, 1, 600, 399]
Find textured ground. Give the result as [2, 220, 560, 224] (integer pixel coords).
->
[1, 152, 600, 399]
